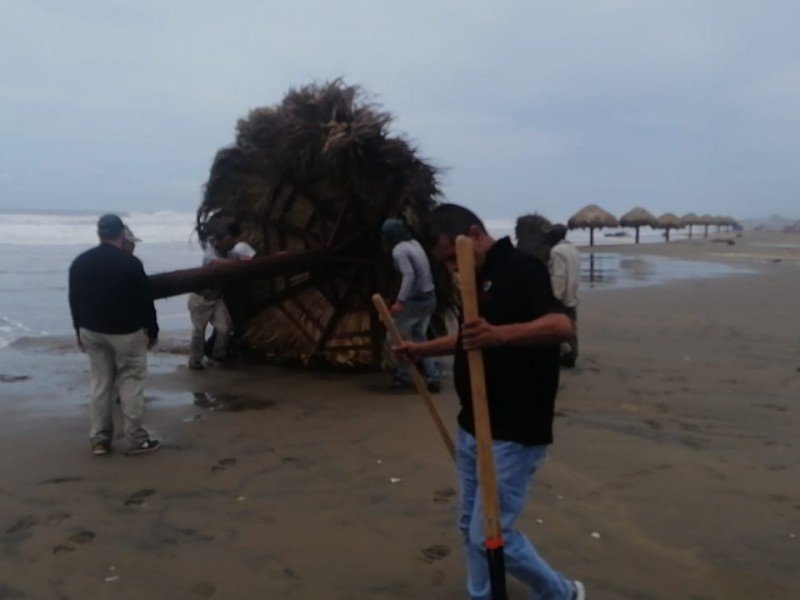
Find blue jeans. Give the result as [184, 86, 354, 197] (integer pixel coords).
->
[457, 428, 573, 600]
[392, 295, 440, 384]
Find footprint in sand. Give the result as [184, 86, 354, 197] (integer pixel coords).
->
[68, 531, 95, 545]
[39, 476, 84, 485]
[433, 487, 456, 504]
[421, 544, 451, 563]
[53, 530, 95, 555]
[45, 512, 71, 526]
[5, 515, 39, 535]
[124, 489, 156, 507]
[211, 458, 238, 472]
[190, 582, 216, 597]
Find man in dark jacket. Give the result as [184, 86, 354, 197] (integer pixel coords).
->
[68, 214, 160, 456]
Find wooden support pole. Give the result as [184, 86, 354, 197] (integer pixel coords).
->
[455, 235, 508, 600]
[372, 294, 455, 461]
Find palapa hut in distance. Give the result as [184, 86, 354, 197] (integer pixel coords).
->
[515, 213, 553, 264]
[656, 213, 683, 241]
[567, 204, 619, 246]
[160, 80, 446, 368]
[698, 214, 715, 238]
[681, 213, 701, 239]
[619, 206, 657, 244]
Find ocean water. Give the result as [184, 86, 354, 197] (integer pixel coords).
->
[0, 210, 708, 348]
[0, 211, 200, 347]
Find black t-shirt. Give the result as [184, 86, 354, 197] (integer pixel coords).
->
[453, 237, 564, 446]
[68, 244, 159, 338]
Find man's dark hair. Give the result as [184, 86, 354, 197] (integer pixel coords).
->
[422, 203, 486, 246]
[546, 224, 568, 246]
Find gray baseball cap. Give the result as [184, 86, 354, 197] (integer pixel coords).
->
[97, 214, 124, 238]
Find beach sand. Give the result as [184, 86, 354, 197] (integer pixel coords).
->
[1, 231, 798, 599]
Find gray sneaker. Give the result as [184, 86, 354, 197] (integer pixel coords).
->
[92, 441, 111, 456]
[126, 439, 161, 456]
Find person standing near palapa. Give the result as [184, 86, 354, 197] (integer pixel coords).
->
[187, 221, 255, 370]
[393, 204, 584, 600]
[546, 224, 580, 368]
[68, 214, 160, 456]
[381, 218, 441, 393]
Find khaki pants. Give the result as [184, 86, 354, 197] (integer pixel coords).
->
[80, 328, 149, 447]
[188, 293, 232, 365]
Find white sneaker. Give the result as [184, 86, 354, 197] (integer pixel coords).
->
[573, 580, 586, 600]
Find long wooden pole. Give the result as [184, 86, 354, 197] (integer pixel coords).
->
[371, 294, 455, 461]
[455, 236, 508, 600]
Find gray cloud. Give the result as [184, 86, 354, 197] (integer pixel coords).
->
[1, 0, 798, 221]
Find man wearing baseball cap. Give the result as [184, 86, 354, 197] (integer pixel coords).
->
[68, 214, 160, 456]
[121, 224, 141, 254]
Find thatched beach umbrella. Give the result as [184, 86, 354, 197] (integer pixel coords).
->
[185, 80, 445, 368]
[722, 216, 738, 232]
[619, 207, 657, 244]
[656, 213, 683, 242]
[699, 214, 715, 238]
[567, 204, 619, 246]
[515, 213, 553, 264]
[681, 213, 701, 239]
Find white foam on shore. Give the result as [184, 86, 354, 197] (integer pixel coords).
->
[0, 210, 705, 247]
[0, 210, 197, 246]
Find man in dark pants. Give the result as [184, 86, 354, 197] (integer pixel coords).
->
[393, 204, 584, 600]
[69, 214, 160, 456]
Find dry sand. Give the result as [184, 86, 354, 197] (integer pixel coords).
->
[1, 231, 798, 599]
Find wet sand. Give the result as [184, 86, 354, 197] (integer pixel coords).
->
[1, 231, 798, 599]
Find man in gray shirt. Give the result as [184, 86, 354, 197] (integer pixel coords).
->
[382, 218, 440, 392]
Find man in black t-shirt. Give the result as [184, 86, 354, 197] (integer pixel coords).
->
[394, 204, 584, 600]
[69, 214, 160, 457]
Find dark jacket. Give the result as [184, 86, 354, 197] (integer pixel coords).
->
[68, 244, 159, 339]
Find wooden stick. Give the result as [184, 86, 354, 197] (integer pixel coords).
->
[455, 235, 508, 600]
[371, 294, 456, 461]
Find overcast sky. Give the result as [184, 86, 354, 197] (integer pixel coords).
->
[1, 0, 798, 221]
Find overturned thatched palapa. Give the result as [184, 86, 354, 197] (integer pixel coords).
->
[515, 213, 553, 264]
[567, 204, 619, 246]
[195, 80, 444, 368]
[682, 212, 701, 238]
[619, 207, 657, 244]
[656, 213, 683, 242]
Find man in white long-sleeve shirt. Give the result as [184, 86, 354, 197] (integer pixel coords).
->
[382, 218, 441, 392]
[187, 221, 256, 370]
[546, 224, 580, 367]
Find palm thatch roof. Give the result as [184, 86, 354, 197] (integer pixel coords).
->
[619, 207, 658, 228]
[681, 212, 701, 225]
[656, 213, 683, 229]
[515, 213, 553, 264]
[698, 214, 715, 225]
[567, 204, 619, 229]
[196, 79, 445, 368]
